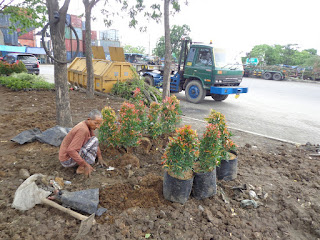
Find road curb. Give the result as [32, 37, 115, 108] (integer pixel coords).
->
[182, 115, 301, 146]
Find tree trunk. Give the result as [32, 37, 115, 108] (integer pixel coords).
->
[46, 0, 73, 127]
[83, 0, 96, 99]
[162, 0, 171, 99]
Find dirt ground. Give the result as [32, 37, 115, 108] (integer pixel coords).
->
[0, 86, 320, 240]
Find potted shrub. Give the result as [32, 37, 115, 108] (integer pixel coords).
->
[205, 110, 238, 181]
[192, 123, 221, 199]
[162, 125, 199, 204]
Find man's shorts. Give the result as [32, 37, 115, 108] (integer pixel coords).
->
[61, 137, 99, 168]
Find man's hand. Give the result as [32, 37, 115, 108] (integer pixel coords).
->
[77, 162, 95, 177]
[84, 163, 95, 177]
[98, 157, 108, 167]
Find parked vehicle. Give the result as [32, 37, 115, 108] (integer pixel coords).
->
[142, 39, 248, 103]
[2, 53, 40, 75]
[243, 63, 286, 81]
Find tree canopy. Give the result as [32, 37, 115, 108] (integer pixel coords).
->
[153, 24, 191, 59]
[248, 44, 318, 67]
[0, 0, 47, 33]
[123, 45, 146, 54]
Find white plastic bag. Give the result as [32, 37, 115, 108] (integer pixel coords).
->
[12, 174, 51, 211]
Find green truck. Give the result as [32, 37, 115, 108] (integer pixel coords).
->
[143, 39, 248, 103]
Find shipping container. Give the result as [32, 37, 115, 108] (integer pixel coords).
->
[99, 40, 120, 54]
[0, 28, 18, 45]
[65, 27, 83, 40]
[82, 30, 97, 40]
[91, 31, 97, 40]
[67, 51, 83, 61]
[18, 39, 35, 47]
[65, 39, 83, 52]
[18, 30, 34, 40]
[0, 14, 10, 28]
[70, 14, 82, 28]
[99, 29, 119, 41]
[66, 14, 71, 26]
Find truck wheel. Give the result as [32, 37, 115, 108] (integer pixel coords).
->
[144, 75, 154, 86]
[211, 94, 228, 101]
[272, 73, 282, 81]
[263, 72, 272, 80]
[185, 80, 205, 104]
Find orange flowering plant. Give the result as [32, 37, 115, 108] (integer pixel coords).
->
[197, 123, 222, 172]
[205, 109, 237, 160]
[98, 106, 119, 147]
[161, 95, 182, 135]
[131, 88, 148, 134]
[162, 125, 199, 177]
[147, 102, 163, 139]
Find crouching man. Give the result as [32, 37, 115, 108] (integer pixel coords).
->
[59, 109, 107, 177]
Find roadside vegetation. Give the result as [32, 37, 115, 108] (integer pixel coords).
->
[0, 72, 54, 91]
[111, 78, 162, 106]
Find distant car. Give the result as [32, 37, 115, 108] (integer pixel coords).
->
[3, 53, 40, 75]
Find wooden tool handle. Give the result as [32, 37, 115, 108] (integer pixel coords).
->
[41, 198, 95, 223]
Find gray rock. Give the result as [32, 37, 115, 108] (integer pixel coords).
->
[19, 169, 30, 179]
[203, 209, 215, 222]
[241, 199, 260, 208]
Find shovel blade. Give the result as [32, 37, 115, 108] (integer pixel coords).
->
[75, 213, 95, 239]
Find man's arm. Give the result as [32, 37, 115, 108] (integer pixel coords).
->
[65, 130, 87, 166]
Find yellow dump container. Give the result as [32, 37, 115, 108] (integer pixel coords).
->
[68, 47, 137, 93]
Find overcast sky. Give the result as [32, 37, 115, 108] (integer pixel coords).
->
[69, 0, 320, 56]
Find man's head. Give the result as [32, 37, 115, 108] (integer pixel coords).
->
[86, 109, 103, 130]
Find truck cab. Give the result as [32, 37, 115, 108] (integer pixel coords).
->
[173, 42, 247, 103]
[143, 40, 248, 103]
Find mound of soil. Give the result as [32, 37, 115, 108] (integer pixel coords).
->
[0, 86, 319, 240]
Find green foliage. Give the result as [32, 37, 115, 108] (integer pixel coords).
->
[147, 102, 163, 139]
[0, 61, 27, 75]
[111, 78, 162, 106]
[0, 76, 32, 90]
[118, 102, 143, 150]
[161, 95, 182, 134]
[136, 102, 149, 132]
[249, 44, 318, 66]
[153, 24, 191, 59]
[162, 125, 199, 177]
[198, 123, 222, 172]
[2, 0, 47, 33]
[205, 110, 237, 161]
[98, 107, 119, 147]
[0, 72, 54, 90]
[98, 96, 183, 151]
[123, 45, 146, 54]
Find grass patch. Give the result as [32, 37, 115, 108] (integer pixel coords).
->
[0, 72, 54, 90]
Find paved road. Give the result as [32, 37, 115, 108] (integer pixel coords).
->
[40, 64, 320, 144]
[40, 64, 55, 83]
[176, 78, 320, 145]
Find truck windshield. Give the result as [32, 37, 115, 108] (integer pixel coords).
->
[213, 48, 243, 70]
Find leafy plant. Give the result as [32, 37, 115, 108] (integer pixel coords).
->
[162, 125, 199, 177]
[161, 95, 182, 134]
[111, 78, 162, 106]
[98, 106, 119, 147]
[147, 102, 163, 139]
[197, 123, 222, 172]
[0, 72, 54, 90]
[118, 102, 143, 150]
[0, 61, 27, 75]
[205, 109, 237, 160]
